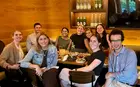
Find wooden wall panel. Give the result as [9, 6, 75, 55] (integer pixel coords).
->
[0, 0, 72, 45]
[0, 0, 139, 47]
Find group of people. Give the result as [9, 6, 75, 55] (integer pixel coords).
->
[0, 22, 138, 87]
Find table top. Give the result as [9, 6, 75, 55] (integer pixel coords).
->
[58, 59, 86, 66]
[58, 52, 90, 66]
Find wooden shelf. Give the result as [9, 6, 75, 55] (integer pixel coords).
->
[71, 26, 96, 29]
[71, 9, 106, 13]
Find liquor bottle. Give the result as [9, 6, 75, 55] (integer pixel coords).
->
[80, 16, 83, 25]
[83, 0, 87, 10]
[98, 0, 102, 9]
[90, 14, 94, 27]
[71, 42, 75, 51]
[79, 0, 83, 10]
[94, 13, 98, 27]
[94, 0, 98, 9]
[98, 14, 102, 24]
[87, 0, 91, 10]
[76, 17, 80, 25]
[76, 0, 80, 10]
[83, 17, 87, 26]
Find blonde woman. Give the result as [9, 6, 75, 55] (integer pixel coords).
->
[20, 32, 59, 87]
[70, 25, 92, 53]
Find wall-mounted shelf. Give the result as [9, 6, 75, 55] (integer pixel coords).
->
[69, 0, 108, 29]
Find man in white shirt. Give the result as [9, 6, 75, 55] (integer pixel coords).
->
[26, 23, 42, 51]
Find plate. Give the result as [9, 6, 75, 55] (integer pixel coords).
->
[76, 58, 86, 63]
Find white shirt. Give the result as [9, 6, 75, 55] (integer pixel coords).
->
[26, 33, 37, 51]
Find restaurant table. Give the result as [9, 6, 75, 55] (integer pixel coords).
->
[57, 55, 87, 70]
[58, 59, 86, 66]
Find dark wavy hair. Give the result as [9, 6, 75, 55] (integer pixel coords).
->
[61, 27, 69, 33]
[95, 24, 107, 37]
[109, 29, 124, 42]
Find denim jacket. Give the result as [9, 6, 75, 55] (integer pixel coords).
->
[20, 45, 58, 69]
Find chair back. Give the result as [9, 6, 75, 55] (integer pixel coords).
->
[69, 71, 95, 86]
[0, 40, 5, 54]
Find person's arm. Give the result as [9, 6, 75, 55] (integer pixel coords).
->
[20, 48, 34, 68]
[26, 35, 32, 51]
[105, 54, 114, 79]
[47, 46, 58, 69]
[29, 63, 43, 76]
[0, 46, 20, 69]
[84, 39, 93, 53]
[0, 46, 10, 69]
[67, 39, 72, 50]
[77, 59, 101, 72]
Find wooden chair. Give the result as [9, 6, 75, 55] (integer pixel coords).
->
[69, 71, 95, 87]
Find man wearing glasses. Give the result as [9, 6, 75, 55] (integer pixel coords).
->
[104, 29, 137, 87]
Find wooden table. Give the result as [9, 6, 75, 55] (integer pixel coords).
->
[58, 59, 86, 66]
[58, 52, 90, 67]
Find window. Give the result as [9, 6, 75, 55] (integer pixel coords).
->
[120, 0, 136, 13]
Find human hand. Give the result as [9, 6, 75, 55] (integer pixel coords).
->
[8, 64, 20, 69]
[35, 66, 43, 76]
[41, 67, 48, 73]
[105, 72, 115, 79]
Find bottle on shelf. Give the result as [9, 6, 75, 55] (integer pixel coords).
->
[71, 42, 75, 51]
[98, 0, 102, 9]
[90, 14, 94, 27]
[83, 16, 87, 26]
[79, 0, 84, 10]
[76, 17, 80, 26]
[94, 13, 98, 27]
[94, 0, 98, 9]
[98, 14, 102, 24]
[87, 0, 91, 10]
[76, 0, 80, 10]
[79, 16, 83, 25]
[83, 0, 87, 10]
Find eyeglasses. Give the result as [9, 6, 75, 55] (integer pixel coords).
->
[111, 39, 121, 42]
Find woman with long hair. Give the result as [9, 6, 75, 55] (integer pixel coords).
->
[20, 32, 59, 87]
[59, 35, 105, 87]
[95, 24, 111, 50]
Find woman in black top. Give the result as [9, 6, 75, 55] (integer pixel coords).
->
[70, 25, 92, 53]
[95, 24, 111, 50]
[59, 35, 105, 87]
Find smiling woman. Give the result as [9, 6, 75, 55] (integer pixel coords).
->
[20, 32, 59, 87]
[55, 27, 72, 51]
[0, 30, 25, 86]
[59, 35, 105, 87]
